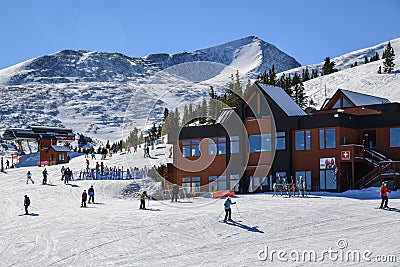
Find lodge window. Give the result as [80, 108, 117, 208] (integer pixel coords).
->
[182, 177, 201, 193]
[230, 136, 239, 154]
[319, 128, 336, 149]
[319, 170, 337, 190]
[59, 153, 65, 161]
[230, 174, 240, 192]
[181, 139, 200, 157]
[276, 132, 286, 150]
[249, 134, 271, 152]
[332, 98, 352, 109]
[390, 128, 400, 147]
[295, 171, 312, 190]
[208, 137, 226, 155]
[295, 130, 311, 151]
[208, 175, 226, 191]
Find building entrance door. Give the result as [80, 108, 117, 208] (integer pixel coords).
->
[362, 130, 376, 148]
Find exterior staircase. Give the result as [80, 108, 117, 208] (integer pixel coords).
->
[355, 148, 400, 189]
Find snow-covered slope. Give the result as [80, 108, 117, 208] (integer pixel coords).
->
[279, 38, 400, 107]
[0, 151, 399, 266]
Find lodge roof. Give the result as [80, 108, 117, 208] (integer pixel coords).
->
[256, 82, 307, 117]
[48, 145, 70, 152]
[340, 89, 390, 106]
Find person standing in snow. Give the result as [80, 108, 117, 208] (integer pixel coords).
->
[26, 171, 34, 184]
[171, 184, 179, 202]
[223, 197, 236, 222]
[24, 195, 30, 215]
[81, 190, 88, 207]
[140, 191, 149, 209]
[42, 168, 48, 185]
[61, 166, 65, 181]
[88, 185, 95, 204]
[379, 182, 390, 209]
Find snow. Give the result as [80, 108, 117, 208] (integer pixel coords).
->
[279, 38, 400, 108]
[1, 148, 399, 266]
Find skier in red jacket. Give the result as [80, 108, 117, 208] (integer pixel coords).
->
[379, 182, 389, 209]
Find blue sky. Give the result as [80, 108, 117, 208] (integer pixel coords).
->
[0, 0, 399, 69]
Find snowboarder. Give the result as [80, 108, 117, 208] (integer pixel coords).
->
[24, 195, 30, 215]
[91, 152, 96, 160]
[81, 190, 88, 207]
[171, 184, 179, 202]
[146, 146, 150, 158]
[26, 171, 34, 184]
[140, 191, 149, 209]
[223, 197, 236, 222]
[88, 185, 95, 204]
[379, 182, 390, 209]
[42, 168, 48, 185]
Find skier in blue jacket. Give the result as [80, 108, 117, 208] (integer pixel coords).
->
[223, 197, 236, 222]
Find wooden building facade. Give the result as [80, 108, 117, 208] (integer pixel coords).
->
[166, 83, 400, 193]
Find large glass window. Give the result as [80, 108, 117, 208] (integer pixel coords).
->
[295, 171, 312, 190]
[276, 132, 286, 150]
[320, 170, 337, 190]
[191, 140, 200, 156]
[217, 138, 226, 155]
[209, 176, 217, 192]
[342, 98, 352, 108]
[217, 176, 226, 190]
[249, 134, 272, 152]
[208, 137, 226, 155]
[191, 177, 200, 192]
[230, 136, 239, 154]
[320, 128, 336, 149]
[295, 130, 311, 151]
[181, 139, 201, 157]
[182, 177, 191, 194]
[390, 128, 400, 147]
[230, 174, 240, 192]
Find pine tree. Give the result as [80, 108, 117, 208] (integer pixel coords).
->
[291, 73, 307, 108]
[163, 108, 169, 122]
[302, 66, 310, 82]
[268, 64, 276, 85]
[182, 104, 190, 126]
[383, 41, 395, 73]
[321, 57, 338, 75]
[364, 56, 369, 64]
[377, 66, 382, 74]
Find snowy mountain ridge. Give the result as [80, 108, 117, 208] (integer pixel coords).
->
[0, 36, 300, 85]
[278, 38, 400, 107]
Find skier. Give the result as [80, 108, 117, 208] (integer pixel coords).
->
[81, 190, 88, 207]
[88, 185, 95, 204]
[379, 182, 390, 209]
[146, 146, 150, 158]
[86, 159, 90, 170]
[6, 159, 9, 169]
[140, 191, 149, 209]
[223, 197, 236, 222]
[26, 171, 34, 184]
[168, 146, 173, 158]
[171, 184, 179, 202]
[61, 166, 65, 181]
[42, 168, 48, 185]
[91, 152, 96, 160]
[24, 195, 30, 215]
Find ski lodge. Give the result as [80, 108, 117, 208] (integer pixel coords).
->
[3, 126, 75, 166]
[166, 82, 400, 193]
